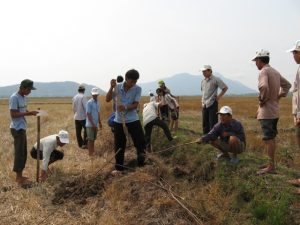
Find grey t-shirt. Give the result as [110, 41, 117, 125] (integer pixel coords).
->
[201, 75, 226, 108]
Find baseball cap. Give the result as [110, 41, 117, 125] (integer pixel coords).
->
[58, 130, 69, 144]
[287, 40, 300, 52]
[200, 65, 212, 71]
[20, 79, 36, 90]
[251, 49, 270, 61]
[78, 84, 85, 90]
[91, 87, 100, 95]
[158, 80, 165, 86]
[217, 106, 233, 115]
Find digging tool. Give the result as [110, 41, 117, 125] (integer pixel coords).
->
[35, 109, 48, 182]
[36, 108, 41, 182]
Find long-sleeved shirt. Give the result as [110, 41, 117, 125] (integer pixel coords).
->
[201, 119, 246, 144]
[292, 66, 300, 118]
[72, 93, 87, 120]
[33, 134, 58, 171]
[257, 64, 291, 119]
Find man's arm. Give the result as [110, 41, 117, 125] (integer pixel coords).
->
[258, 71, 269, 106]
[278, 75, 292, 99]
[10, 109, 38, 118]
[217, 86, 228, 101]
[106, 79, 116, 102]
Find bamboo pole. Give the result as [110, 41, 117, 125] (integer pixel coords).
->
[36, 108, 41, 182]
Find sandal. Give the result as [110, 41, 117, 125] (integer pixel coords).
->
[287, 179, 300, 187]
[257, 166, 277, 175]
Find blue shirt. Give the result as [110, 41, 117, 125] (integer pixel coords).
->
[114, 83, 141, 123]
[9, 92, 27, 130]
[201, 119, 246, 144]
[85, 98, 100, 127]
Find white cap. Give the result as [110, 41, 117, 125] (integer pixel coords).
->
[217, 106, 233, 115]
[287, 40, 300, 52]
[91, 87, 100, 95]
[200, 65, 212, 71]
[251, 49, 270, 61]
[58, 130, 69, 144]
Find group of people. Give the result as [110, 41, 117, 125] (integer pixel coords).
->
[8, 40, 300, 194]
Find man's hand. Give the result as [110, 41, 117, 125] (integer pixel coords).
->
[222, 131, 229, 137]
[110, 79, 117, 88]
[99, 121, 102, 129]
[29, 111, 39, 116]
[196, 137, 202, 144]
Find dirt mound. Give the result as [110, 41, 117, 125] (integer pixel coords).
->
[52, 173, 107, 205]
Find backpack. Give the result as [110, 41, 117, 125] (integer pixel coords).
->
[107, 112, 115, 127]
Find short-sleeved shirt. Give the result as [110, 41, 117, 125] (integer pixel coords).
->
[142, 102, 159, 126]
[201, 75, 227, 108]
[72, 93, 87, 120]
[86, 98, 100, 127]
[9, 92, 27, 130]
[257, 65, 291, 119]
[33, 134, 58, 171]
[113, 83, 141, 123]
[292, 66, 300, 117]
[164, 94, 179, 109]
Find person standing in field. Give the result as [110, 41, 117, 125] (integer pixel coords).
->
[9, 79, 38, 186]
[200, 65, 228, 135]
[156, 88, 179, 136]
[30, 130, 69, 181]
[252, 49, 291, 174]
[86, 88, 102, 156]
[157, 80, 175, 123]
[106, 69, 146, 173]
[72, 84, 88, 149]
[286, 40, 300, 193]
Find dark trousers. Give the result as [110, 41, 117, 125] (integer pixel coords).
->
[10, 129, 27, 173]
[113, 120, 146, 171]
[30, 147, 64, 165]
[202, 101, 218, 135]
[144, 117, 173, 146]
[160, 105, 169, 122]
[75, 119, 87, 147]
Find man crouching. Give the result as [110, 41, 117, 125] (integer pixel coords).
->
[196, 106, 246, 165]
[31, 130, 69, 181]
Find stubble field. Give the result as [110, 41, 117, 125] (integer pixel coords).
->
[0, 96, 299, 225]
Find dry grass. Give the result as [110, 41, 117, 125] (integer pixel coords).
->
[0, 96, 300, 225]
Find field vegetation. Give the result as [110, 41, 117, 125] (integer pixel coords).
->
[0, 96, 299, 225]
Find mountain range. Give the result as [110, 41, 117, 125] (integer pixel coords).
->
[0, 73, 257, 98]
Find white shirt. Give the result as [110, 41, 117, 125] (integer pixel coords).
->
[142, 102, 160, 126]
[164, 94, 179, 109]
[34, 135, 58, 171]
[72, 93, 87, 120]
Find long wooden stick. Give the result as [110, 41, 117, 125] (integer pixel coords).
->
[36, 108, 41, 182]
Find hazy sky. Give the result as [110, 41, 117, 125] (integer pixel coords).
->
[0, 0, 299, 91]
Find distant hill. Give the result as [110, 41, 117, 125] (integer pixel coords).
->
[0, 81, 105, 98]
[0, 73, 257, 97]
[139, 73, 257, 96]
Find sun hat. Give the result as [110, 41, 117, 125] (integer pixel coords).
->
[58, 130, 69, 144]
[158, 80, 165, 86]
[20, 79, 36, 90]
[287, 40, 300, 52]
[251, 49, 270, 61]
[78, 84, 85, 91]
[200, 65, 212, 71]
[91, 87, 100, 95]
[217, 106, 233, 115]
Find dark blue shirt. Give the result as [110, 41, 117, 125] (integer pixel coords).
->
[201, 119, 246, 144]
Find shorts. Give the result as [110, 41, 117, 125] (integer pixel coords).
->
[259, 119, 278, 140]
[86, 127, 98, 141]
[171, 107, 179, 120]
[216, 138, 245, 154]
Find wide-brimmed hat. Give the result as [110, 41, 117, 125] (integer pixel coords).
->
[20, 79, 36, 90]
[251, 49, 270, 61]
